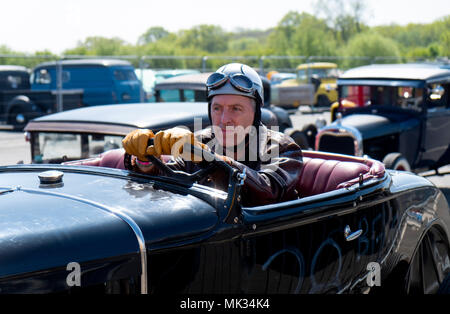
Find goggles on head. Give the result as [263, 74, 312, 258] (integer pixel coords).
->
[206, 72, 256, 97]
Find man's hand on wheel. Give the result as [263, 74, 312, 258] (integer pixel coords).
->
[123, 127, 209, 162]
[150, 127, 209, 162]
[122, 129, 155, 162]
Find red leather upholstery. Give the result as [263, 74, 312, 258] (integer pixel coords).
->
[62, 149, 126, 169]
[297, 151, 385, 197]
[63, 149, 386, 200]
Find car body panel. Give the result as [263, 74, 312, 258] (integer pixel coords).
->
[31, 59, 143, 106]
[422, 107, 450, 168]
[238, 171, 448, 293]
[334, 113, 421, 140]
[0, 149, 448, 294]
[0, 165, 221, 292]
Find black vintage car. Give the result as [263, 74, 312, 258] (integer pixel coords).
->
[0, 65, 83, 128]
[23, 102, 279, 164]
[0, 146, 449, 294]
[316, 63, 450, 172]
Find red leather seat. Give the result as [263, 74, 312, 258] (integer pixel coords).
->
[64, 149, 386, 200]
[297, 152, 385, 197]
[62, 149, 126, 169]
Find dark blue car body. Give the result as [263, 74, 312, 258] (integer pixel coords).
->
[31, 59, 143, 106]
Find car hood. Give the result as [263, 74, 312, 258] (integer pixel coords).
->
[337, 114, 420, 139]
[0, 165, 219, 282]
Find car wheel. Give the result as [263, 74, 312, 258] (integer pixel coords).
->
[8, 107, 28, 129]
[382, 153, 411, 171]
[437, 273, 450, 294]
[405, 228, 450, 294]
[286, 129, 310, 150]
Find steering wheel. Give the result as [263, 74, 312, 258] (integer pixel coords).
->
[124, 141, 234, 185]
[124, 140, 245, 224]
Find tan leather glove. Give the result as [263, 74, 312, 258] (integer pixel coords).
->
[149, 127, 208, 162]
[122, 129, 155, 162]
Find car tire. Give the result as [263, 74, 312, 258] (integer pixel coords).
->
[382, 153, 411, 171]
[437, 273, 450, 294]
[404, 228, 450, 294]
[8, 106, 28, 130]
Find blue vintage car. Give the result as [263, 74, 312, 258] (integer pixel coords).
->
[0, 143, 449, 293]
[31, 59, 144, 106]
[316, 63, 450, 172]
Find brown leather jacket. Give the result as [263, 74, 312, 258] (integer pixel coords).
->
[143, 125, 304, 206]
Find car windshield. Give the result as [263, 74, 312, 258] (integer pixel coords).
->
[32, 132, 124, 163]
[113, 68, 138, 81]
[152, 89, 207, 102]
[339, 85, 424, 110]
[0, 72, 30, 90]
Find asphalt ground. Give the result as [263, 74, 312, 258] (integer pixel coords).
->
[0, 108, 449, 204]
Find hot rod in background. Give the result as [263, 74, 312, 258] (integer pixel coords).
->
[0, 144, 449, 294]
[316, 63, 450, 172]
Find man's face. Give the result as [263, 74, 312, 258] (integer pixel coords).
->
[210, 94, 255, 147]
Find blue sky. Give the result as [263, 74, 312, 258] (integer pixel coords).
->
[0, 0, 449, 54]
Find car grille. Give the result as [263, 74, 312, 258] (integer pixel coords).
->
[317, 133, 355, 156]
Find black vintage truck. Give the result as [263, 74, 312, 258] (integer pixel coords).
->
[0, 65, 83, 128]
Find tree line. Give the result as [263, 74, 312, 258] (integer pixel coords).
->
[1, 0, 449, 71]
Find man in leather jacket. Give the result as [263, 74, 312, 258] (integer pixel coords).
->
[122, 63, 303, 206]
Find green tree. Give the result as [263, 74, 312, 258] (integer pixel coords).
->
[139, 34, 185, 69]
[441, 31, 450, 57]
[177, 25, 229, 54]
[340, 31, 401, 68]
[374, 15, 450, 57]
[138, 27, 170, 45]
[64, 36, 130, 56]
[265, 12, 336, 69]
[0, 45, 57, 68]
[314, 0, 368, 42]
[290, 13, 337, 56]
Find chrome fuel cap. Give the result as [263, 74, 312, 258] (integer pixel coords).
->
[38, 170, 64, 185]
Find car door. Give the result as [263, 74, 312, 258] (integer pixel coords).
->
[239, 192, 398, 294]
[422, 82, 450, 168]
